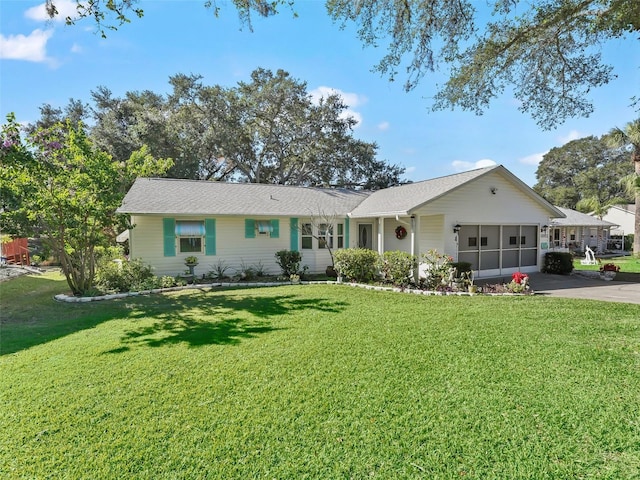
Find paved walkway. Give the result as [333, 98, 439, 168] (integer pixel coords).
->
[479, 272, 640, 305]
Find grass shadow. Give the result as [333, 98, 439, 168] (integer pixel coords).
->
[108, 291, 348, 351]
[1, 274, 348, 355]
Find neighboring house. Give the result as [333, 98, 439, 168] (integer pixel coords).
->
[117, 165, 564, 278]
[600, 204, 636, 238]
[548, 207, 617, 254]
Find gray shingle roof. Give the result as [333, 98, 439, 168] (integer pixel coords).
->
[116, 178, 371, 216]
[551, 207, 618, 227]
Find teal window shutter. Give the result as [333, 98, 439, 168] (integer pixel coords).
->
[270, 219, 279, 238]
[163, 218, 176, 257]
[205, 219, 216, 255]
[290, 218, 298, 251]
[245, 219, 256, 238]
[344, 217, 350, 248]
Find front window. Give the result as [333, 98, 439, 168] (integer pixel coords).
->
[301, 223, 313, 249]
[176, 220, 204, 253]
[336, 223, 344, 248]
[179, 237, 202, 253]
[318, 223, 330, 249]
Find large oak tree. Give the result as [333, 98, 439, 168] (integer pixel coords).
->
[46, 68, 404, 188]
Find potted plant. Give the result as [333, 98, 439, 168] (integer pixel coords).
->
[599, 263, 619, 281]
[184, 256, 199, 266]
[184, 256, 199, 276]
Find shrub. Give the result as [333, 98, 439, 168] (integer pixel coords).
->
[208, 259, 230, 280]
[274, 250, 302, 277]
[542, 252, 574, 275]
[379, 250, 416, 286]
[420, 249, 455, 290]
[96, 258, 156, 293]
[237, 260, 256, 281]
[334, 248, 379, 283]
[451, 261, 472, 275]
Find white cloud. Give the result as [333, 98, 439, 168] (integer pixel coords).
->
[71, 43, 83, 54]
[557, 129, 583, 144]
[0, 29, 53, 62]
[451, 158, 498, 172]
[310, 86, 367, 128]
[310, 86, 367, 108]
[518, 151, 547, 166]
[377, 121, 390, 131]
[405, 166, 416, 173]
[25, 0, 78, 22]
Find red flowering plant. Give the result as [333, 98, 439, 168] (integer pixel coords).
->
[600, 263, 620, 273]
[505, 271, 530, 293]
[512, 272, 529, 284]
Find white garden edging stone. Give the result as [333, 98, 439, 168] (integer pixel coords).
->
[54, 278, 525, 303]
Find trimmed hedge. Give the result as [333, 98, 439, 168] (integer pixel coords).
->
[542, 252, 574, 275]
[334, 248, 380, 283]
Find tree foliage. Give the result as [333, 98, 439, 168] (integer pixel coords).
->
[33, 68, 404, 188]
[0, 115, 172, 295]
[44, 0, 640, 128]
[533, 135, 632, 209]
[606, 118, 640, 254]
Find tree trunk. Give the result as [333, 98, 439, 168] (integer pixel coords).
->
[635, 164, 640, 257]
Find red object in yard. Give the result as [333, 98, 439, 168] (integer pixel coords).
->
[1, 238, 30, 266]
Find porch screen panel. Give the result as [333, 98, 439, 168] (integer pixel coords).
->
[458, 252, 478, 270]
[480, 226, 500, 250]
[480, 251, 500, 270]
[521, 226, 538, 267]
[502, 250, 519, 268]
[501, 225, 519, 268]
[458, 225, 479, 270]
[521, 226, 537, 248]
[521, 249, 538, 267]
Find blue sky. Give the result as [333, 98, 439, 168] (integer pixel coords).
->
[1, 0, 638, 186]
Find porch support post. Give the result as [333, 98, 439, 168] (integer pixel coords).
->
[411, 215, 420, 281]
[377, 217, 385, 255]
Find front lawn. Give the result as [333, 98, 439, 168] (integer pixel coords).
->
[2, 272, 640, 478]
[574, 255, 640, 273]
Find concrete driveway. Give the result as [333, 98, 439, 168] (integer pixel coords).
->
[521, 272, 640, 305]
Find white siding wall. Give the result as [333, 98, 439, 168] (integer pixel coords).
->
[602, 207, 634, 234]
[419, 214, 445, 254]
[383, 218, 412, 252]
[412, 171, 551, 272]
[129, 214, 341, 276]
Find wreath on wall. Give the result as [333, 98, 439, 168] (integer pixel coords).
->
[395, 225, 407, 240]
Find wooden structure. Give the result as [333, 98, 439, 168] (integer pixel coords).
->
[1, 237, 30, 266]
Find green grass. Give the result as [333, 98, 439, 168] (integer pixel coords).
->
[2, 273, 640, 478]
[574, 255, 640, 273]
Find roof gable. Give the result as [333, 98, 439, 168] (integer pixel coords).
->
[348, 165, 563, 218]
